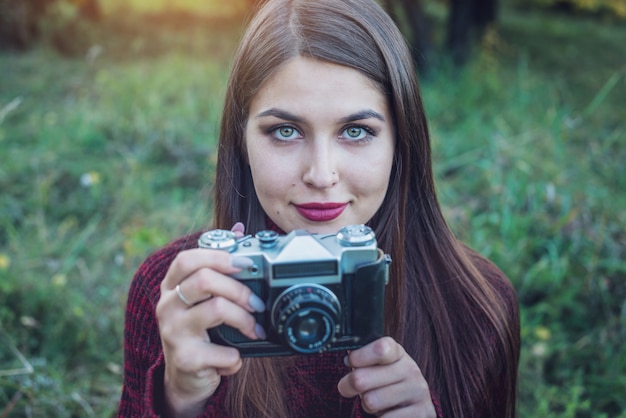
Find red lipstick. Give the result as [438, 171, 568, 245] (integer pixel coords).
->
[294, 202, 348, 222]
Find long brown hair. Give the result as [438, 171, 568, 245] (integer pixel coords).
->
[213, 0, 520, 416]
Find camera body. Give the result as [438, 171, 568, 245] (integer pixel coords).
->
[198, 224, 390, 357]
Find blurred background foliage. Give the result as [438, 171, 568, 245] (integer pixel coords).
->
[520, 0, 626, 17]
[1, 0, 625, 417]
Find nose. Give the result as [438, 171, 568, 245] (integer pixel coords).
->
[302, 141, 338, 189]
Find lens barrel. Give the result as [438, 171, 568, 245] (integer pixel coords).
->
[272, 284, 341, 353]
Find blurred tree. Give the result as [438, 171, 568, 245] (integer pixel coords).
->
[446, 0, 497, 66]
[75, 0, 101, 21]
[0, 0, 50, 49]
[382, 0, 498, 73]
[0, 0, 100, 50]
[517, 0, 626, 18]
[382, 0, 433, 75]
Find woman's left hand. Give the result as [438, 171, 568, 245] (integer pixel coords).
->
[337, 336, 436, 417]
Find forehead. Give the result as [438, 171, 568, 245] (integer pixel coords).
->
[250, 56, 388, 114]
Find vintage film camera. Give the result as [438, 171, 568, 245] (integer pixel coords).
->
[198, 224, 391, 357]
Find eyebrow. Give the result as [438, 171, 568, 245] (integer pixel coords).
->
[255, 108, 386, 123]
[338, 110, 386, 123]
[256, 108, 304, 123]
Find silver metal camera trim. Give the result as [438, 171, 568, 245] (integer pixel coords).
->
[198, 229, 237, 251]
[198, 225, 380, 288]
[336, 224, 376, 246]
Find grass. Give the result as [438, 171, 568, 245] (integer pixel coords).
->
[425, 7, 626, 416]
[1, 2, 625, 417]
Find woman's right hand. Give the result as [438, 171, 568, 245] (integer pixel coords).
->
[155, 223, 266, 417]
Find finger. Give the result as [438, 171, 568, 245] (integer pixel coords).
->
[162, 249, 251, 290]
[364, 380, 435, 418]
[341, 360, 433, 418]
[200, 344, 243, 376]
[166, 340, 242, 377]
[338, 361, 406, 397]
[337, 372, 360, 399]
[186, 296, 266, 341]
[381, 405, 436, 418]
[347, 337, 403, 368]
[159, 286, 265, 342]
[359, 381, 416, 415]
[173, 267, 264, 313]
[231, 222, 246, 238]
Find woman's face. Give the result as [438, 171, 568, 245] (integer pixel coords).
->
[245, 56, 395, 234]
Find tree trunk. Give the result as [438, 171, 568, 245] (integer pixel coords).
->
[382, 0, 434, 75]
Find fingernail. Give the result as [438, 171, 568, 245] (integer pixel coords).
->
[248, 293, 266, 313]
[231, 222, 246, 238]
[231, 256, 254, 269]
[255, 323, 267, 339]
[343, 355, 350, 367]
[231, 222, 245, 232]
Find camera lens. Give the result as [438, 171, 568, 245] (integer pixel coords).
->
[298, 317, 319, 338]
[272, 284, 341, 354]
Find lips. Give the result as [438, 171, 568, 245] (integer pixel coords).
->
[294, 202, 348, 222]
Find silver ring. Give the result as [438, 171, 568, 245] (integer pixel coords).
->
[175, 284, 193, 306]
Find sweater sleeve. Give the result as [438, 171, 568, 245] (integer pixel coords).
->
[117, 233, 234, 417]
[117, 242, 176, 416]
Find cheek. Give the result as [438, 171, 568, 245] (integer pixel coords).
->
[352, 156, 393, 196]
[369, 175, 391, 198]
[249, 156, 295, 196]
[247, 142, 271, 184]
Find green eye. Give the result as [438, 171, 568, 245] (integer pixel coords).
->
[271, 125, 300, 141]
[341, 125, 374, 142]
[279, 126, 295, 137]
[346, 127, 363, 138]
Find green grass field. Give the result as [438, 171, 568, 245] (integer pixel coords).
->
[1, 2, 625, 416]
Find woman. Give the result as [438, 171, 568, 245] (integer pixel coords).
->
[118, 0, 520, 417]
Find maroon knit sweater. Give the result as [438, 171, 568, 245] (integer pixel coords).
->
[118, 231, 515, 417]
